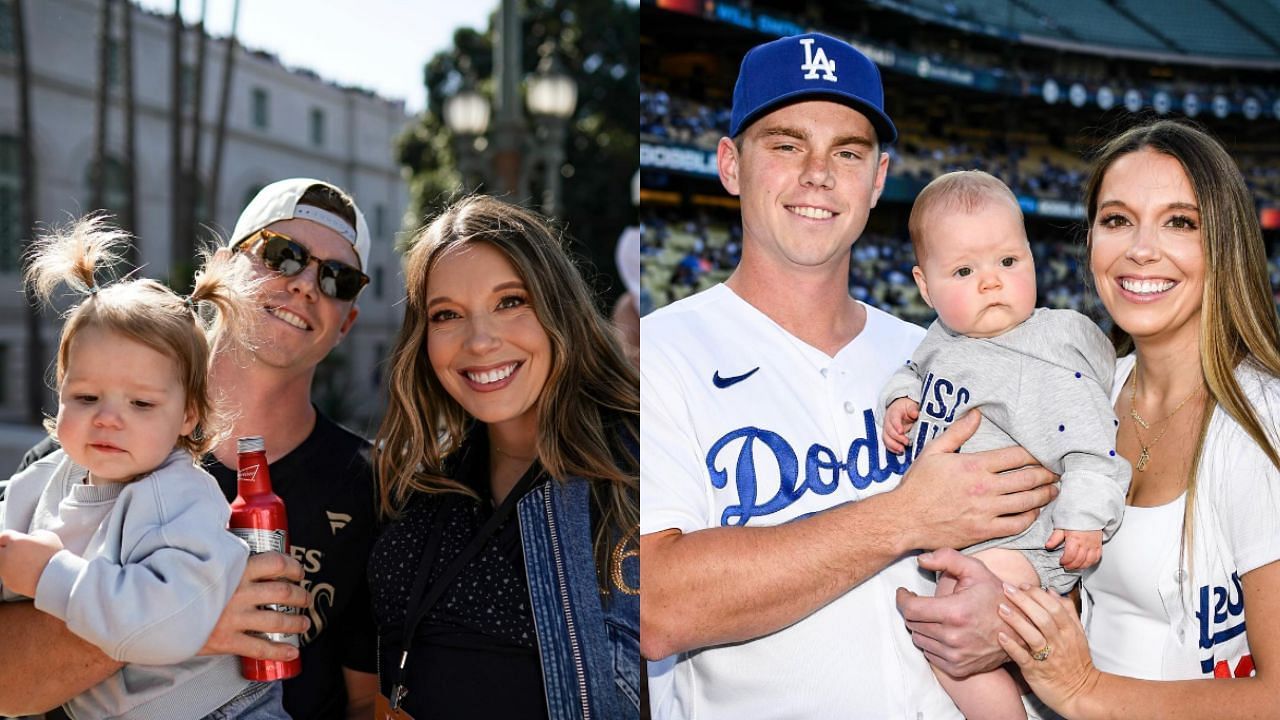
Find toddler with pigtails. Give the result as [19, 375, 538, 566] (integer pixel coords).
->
[0, 216, 289, 719]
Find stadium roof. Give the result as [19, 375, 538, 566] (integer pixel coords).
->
[872, 0, 1280, 68]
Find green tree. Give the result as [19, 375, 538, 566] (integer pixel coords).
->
[396, 0, 638, 307]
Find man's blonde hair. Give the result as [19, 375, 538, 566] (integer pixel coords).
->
[907, 170, 1024, 263]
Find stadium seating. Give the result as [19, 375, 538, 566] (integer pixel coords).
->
[1121, 0, 1277, 59]
[893, 0, 1280, 60]
[1018, 0, 1168, 51]
[642, 206, 1280, 324]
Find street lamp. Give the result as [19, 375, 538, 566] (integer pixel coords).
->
[443, 79, 491, 192]
[441, 0, 578, 216]
[443, 86, 490, 136]
[526, 53, 577, 216]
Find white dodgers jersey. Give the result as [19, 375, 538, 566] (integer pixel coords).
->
[641, 284, 962, 719]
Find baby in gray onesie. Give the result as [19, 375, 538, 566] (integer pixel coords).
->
[880, 170, 1131, 720]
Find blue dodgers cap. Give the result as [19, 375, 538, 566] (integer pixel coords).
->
[729, 32, 897, 144]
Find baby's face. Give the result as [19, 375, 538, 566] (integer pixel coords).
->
[912, 202, 1037, 338]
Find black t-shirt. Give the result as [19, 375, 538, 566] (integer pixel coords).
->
[206, 411, 379, 720]
[370, 429, 549, 720]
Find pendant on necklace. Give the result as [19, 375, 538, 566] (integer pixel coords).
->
[1136, 446, 1150, 472]
[1130, 409, 1150, 430]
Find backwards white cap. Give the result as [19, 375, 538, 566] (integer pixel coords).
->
[229, 178, 370, 270]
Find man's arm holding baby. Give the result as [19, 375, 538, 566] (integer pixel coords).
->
[0, 552, 308, 714]
[899, 318, 1129, 678]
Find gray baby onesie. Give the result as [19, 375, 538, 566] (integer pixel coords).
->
[880, 308, 1132, 592]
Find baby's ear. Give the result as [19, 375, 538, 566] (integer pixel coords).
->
[911, 266, 933, 308]
[180, 402, 199, 438]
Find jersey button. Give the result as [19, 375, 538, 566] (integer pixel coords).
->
[843, 401, 856, 414]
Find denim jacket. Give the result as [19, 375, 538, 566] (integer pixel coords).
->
[518, 475, 640, 720]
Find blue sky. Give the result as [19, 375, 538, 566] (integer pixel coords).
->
[134, 0, 496, 113]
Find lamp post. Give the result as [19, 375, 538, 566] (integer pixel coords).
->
[443, 78, 490, 192]
[441, 0, 578, 216]
[526, 52, 577, 216]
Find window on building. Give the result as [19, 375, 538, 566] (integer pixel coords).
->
[0, 0, 15, 55]
[0, 136, 23, 273]
[0, 343, 9, 403]
[84, 157, 130, 225]
[374, 204, 386, 238]
[180, 64, 197, 108]
[105, 37, 121, 88]
[251, 87, 269, 129]
[186, 173, 208, 231]
[309, 108, 325, 147]
[374, 266, 384, 300]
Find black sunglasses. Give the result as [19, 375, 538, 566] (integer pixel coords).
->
[240, 229, 369, 301]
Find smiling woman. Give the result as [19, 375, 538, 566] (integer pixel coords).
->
[369, 195, 640, 720]
[995, 120, 1280, 720]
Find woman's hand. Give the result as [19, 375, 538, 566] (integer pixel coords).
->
[996, 583, 1103, 717]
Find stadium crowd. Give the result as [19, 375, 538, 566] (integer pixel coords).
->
[642, 86, 1280, 208]
[640, 210, 1279, 328]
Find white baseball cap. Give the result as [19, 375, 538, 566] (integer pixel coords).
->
[230, 178, 370, 270]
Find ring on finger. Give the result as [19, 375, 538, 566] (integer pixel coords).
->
[1032, 644, 1053, 662]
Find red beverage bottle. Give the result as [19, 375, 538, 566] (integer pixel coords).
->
[228, 435, 302, 681]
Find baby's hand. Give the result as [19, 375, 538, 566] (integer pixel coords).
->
[1046, 528, 1103, 571]
[883, 397, 920, 455]
[0, 529, 64, 597]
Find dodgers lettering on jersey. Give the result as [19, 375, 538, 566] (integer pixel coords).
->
[1196, 571, 1254, 677]
[908, 371, 973, 461]
[706, 408, 909, 526]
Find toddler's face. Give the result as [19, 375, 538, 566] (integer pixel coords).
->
[55, 326, 196, 484]
[913, 201, 1037, 338]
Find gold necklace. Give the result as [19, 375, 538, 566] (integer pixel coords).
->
[1127, 367, 1202, 472]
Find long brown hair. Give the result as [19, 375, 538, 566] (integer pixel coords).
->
[27, 214, 259, 457]
[1083, 119, 1280, 562]
[374, 195, 639, 583]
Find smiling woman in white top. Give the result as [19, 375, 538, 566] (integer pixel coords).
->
[996, 120, 1280, 718]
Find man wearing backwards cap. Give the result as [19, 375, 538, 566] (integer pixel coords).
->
[0, 179, 380, 720]
[206, 178, 379, 720]
[639, 33, 1056, 718]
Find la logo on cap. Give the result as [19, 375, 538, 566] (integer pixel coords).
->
[800, 38, 837, 82]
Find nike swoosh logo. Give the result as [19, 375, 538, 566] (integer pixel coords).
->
[712, 367, 760, 388]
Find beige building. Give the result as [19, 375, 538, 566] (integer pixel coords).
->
[0, 0, 410, 434]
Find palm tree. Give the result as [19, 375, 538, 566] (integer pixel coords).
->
[91, 0, 113, 213]
[169, 0, 186, 287]
[121, 0, 138, 262]
[186, 0, 208, 247]
[208, 0, 240, 224]
[11, 0, 46, 422]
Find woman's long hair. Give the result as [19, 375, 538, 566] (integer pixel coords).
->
[1082, 119, 1280, 566]
[374, 195, 639, 588]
